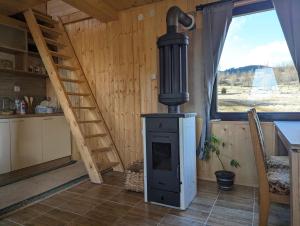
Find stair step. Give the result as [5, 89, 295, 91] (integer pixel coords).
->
[66, 92, 90, 96]
[85, 133, 107, 139]
[91, 147, 112, 153]
[49, 51, 72, 59]
[60, 78, 85, 83]
[33, 10, 57, 25]
[72, 106, 96, 110]
[40, 24, 62, 36]
[55, 64, 79, 71]
[23, 9, 124, 184]
[78, 119, 102, 124]
[97, 162, 120, 172]
[44, 37, 66, 48]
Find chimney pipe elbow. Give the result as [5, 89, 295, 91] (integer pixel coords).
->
[166, 6, 195, 33]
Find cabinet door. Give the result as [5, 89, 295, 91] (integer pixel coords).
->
[10, 118, 43, 170]
[42, 116, 71, 162]
[0, 120, 10, 174]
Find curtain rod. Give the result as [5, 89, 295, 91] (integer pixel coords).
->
[195, 0, 268, 11]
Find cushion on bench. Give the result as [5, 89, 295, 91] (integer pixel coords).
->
[267, 168, 290, 195]
[267, 156, 289, 170]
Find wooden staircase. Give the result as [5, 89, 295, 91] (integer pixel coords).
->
[24, 9, 124, 184]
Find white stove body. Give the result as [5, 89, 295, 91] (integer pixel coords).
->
[142, 114, 197, 210]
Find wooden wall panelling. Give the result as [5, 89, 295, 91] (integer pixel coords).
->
[120, 11, 133, 166]
[197, 121, 276, 187]
[132, 9, 142, 162]
[58, 0, 279, 186]
[50, 0, 278, 186]
[60, 0, 205, 168]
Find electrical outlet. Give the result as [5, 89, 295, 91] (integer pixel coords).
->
[14, 85, 20, 92]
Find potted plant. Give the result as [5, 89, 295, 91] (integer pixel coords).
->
[204, 135, 240, 191]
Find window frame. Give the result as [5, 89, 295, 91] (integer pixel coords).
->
[211, 0, 300, 122]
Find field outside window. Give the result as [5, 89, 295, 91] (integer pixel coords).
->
[217, 10, 299, 113]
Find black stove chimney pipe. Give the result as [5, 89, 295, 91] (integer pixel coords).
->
[166, 6, 195, 33]
[158, 6, 195, 113]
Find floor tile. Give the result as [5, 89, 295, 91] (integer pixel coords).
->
[45, 208, 81, 223]
[82, 184, 122, 202]
[197, 180, 219, 195]
[5, 203, 54, 225]
[168, 201, 211, 223]
[215, 192, 254, 212]
[0, 219, 21, 226]
[125, 202, 170, 224]
[70, 214, 112, 226]
[194, 191, 219, 206]
[109, 190, 144, 206]
[56, 195, 99, 216]
[207, 205, 253, 226]
[220, 185, 254, 199]
[1, 172, 291, 226]
[159, 214, 204, 226]
[115, 212, 160, 226]
[86, 200, 132, 219]
[24, 214, 65, 226]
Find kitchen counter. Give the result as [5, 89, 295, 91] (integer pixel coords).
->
[0, 112, 64, 119]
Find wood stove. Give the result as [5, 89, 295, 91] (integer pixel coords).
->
[142, 113, 196, 209]
[141, 6, 196, 210]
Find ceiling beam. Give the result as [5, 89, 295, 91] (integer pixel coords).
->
[62, 0, 118, 22]
[61, 11, 92, 25]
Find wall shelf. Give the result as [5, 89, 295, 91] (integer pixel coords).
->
[0, 46, 27, 54]
[0, 22, 47, 78]
[0, 68, 47, 78]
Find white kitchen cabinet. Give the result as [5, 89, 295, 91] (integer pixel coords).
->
[42, 116, 71, 162]
[0, 119, 11, 174]
[10, 118, 43, 170]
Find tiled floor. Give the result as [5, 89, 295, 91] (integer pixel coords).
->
[0, 161, 86, 210]
[0, 171, 290, 226]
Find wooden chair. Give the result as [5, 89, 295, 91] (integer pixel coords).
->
[248, 108, 290, 226]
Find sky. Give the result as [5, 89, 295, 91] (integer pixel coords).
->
[218, 10, 294, 71]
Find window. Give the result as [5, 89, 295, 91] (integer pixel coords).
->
[212, 4, 300, 121]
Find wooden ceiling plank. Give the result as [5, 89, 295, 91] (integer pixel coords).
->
[0, 0, 45, 15]
[101, 0, 135, 11]
[62, 0, 118, 22]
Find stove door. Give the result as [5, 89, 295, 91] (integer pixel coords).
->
[146, 132, 180, 192]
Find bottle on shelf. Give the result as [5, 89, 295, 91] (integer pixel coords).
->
[15, 98, 21, 114]
[20, 100, 26, 115]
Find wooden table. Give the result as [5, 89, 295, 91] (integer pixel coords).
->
[274, 121, 300, 226]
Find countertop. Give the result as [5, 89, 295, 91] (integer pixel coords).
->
[0, 112, 64, 119]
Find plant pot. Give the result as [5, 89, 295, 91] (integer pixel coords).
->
[215, 170, 235, 191]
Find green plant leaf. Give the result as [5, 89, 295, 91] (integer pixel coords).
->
[230, 159, 241, 168]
